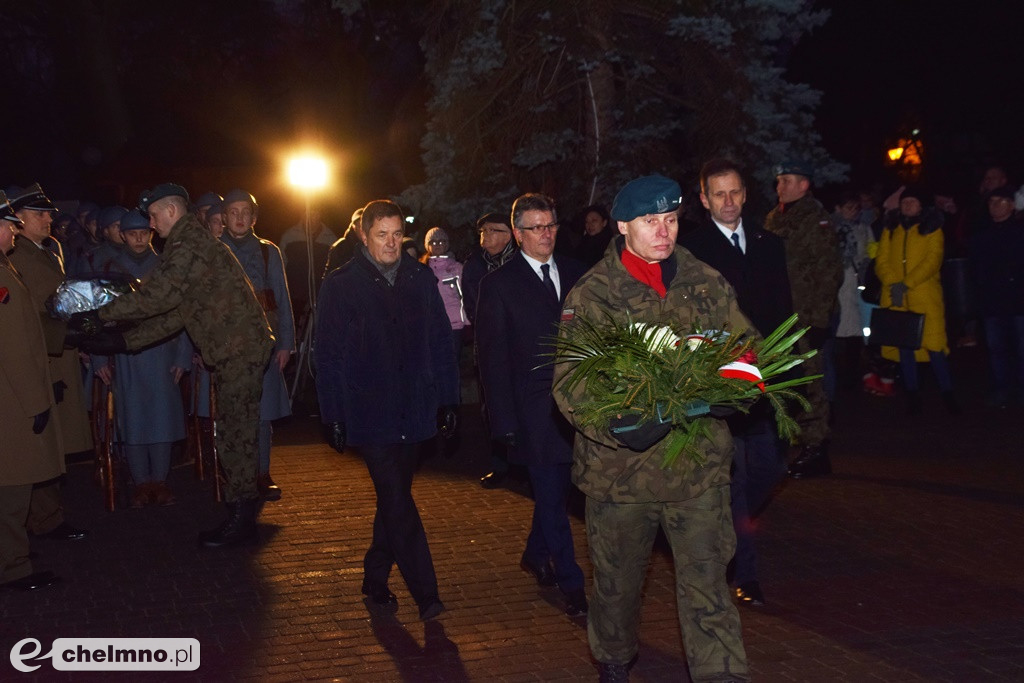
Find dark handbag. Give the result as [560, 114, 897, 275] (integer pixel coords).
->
[870, 307, 924, 348]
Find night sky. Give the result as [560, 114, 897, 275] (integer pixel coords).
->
[3, 1, 1020, 235]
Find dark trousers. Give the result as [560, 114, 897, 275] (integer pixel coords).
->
[360, 443, 439, 606]
[729, 418, 786, 586]
[524, 462, 584, 592]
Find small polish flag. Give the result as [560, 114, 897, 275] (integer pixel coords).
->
[718, 361, 765, 392]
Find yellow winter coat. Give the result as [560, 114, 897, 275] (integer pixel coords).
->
[875, 209, 949, 362]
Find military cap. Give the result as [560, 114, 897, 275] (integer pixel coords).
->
[0, 191, 24, 225]
[97, 205, 128, 230]
[194, 191, 223, 209]
[476, 211, 511, 229]
[8, 182, 56, 212]
[773, 160, 814, 180]
[119, 209, 151, 232]
[138, 183, 189, 215]
[611, 174, 682, 222]
[222, 188, 258, 208]
[205, 199, 224, 217]
[988, 185, 1016, 200]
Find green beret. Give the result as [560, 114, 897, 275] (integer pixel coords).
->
[138, 183, 189, 215]
[611, 174, 682, 222]
[773, 160, 814, 180]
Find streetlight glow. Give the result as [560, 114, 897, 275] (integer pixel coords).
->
[287, 154, 329, 191]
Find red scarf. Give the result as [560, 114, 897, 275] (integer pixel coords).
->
[621, 248, 666, 298]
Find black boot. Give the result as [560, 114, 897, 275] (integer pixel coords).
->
[198, 499, 259, 548]
[788, 444, 832, 479]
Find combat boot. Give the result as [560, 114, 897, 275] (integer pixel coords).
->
[198, 499, 260, 548]
[788, 444, 832, 479]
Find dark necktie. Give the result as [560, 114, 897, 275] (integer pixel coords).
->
[731, 232, 743, 255]
[541, 263, 558, 303]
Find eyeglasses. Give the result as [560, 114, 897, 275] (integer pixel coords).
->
[518, 222, 559, 233]
[428, 240, 448, 245]
[478, 227, 510, 235]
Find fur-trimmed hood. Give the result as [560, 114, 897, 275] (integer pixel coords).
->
[884, 206, 944, 235]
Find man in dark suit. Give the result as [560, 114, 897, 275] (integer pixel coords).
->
[680, 158, 793, 608]
[476, 193, 588, 617]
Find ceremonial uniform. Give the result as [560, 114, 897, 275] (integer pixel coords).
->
[0, 252, 64, 585]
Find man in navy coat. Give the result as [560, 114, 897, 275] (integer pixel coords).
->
[476, 192, 588, 617]
[679, 158, 793, 609]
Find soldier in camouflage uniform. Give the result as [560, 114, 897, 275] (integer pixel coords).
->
[71, 184, 274, 548]
[553, 175, 750, 683]
[763, 161, 843, 478]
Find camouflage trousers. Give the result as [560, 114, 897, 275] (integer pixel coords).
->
[795, 337, 830, 447]
[214, 352, 269, 502]
[585, 486, 749, 682]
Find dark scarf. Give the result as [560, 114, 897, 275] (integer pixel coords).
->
[482, 238, 518, 272]
[361, 245, 401, 285]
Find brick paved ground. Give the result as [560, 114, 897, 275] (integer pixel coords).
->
[2, 347, 1022, 681]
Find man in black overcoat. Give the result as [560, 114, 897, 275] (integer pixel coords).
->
[475, 193, 588, 617]
[679, 158, 793, 608]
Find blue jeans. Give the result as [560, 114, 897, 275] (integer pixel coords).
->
[899, 348, 953, 392]
[983, 315, 1024, 396]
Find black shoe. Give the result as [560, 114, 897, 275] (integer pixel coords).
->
[3, 571, 60, 591]
[480, 471, 507, 489]
[198, 500, 259, 548]
[788, 445, 831, 479]
[361, 580, 399, 613]
[564, 588, 588, 617]
[257, 473, 282, 501]
[33, 522, 89, 541]
[734, 581, 765, 607]
[598, 661, 631, 683]
[520, 557, 557, 587]
[418, 597, 446, 621]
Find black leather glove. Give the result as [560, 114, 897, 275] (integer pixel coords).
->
[325, 422, 346, 453]
[609, 413, 672, 452]
[68, 310, 104, 335]
[890, 281, 908, 308]
[499, 432, 517, 448]
[78, 330, 127, 355]
[52, 380, 67, 404]
[32, 409, 50, 435]
[708, 404, 737, 418]
[438, 405, 458, 440]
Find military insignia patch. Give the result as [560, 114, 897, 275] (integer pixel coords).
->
[561, 308, 574, 321]
[0, 286, 8, 304]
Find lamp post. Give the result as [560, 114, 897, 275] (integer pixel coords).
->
[285, 153, 329, 406]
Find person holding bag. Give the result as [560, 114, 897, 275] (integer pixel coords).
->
[875, 187, 959, 415]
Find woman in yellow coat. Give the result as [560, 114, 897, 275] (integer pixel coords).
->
[875, 188, 957, 414]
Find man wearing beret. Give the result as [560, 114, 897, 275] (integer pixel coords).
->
[764, 161, 842, 478]
[553, 175, 750, 682]
[70, 183, 275, 547]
